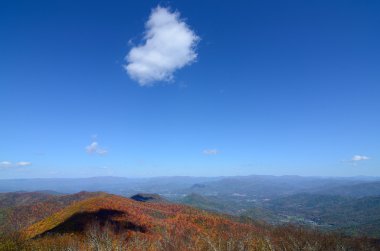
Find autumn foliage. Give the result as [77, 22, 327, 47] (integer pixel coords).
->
[1, 192, 379, 250]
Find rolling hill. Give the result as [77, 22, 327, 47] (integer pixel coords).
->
[1, 191, 379, 250]
[0, 191, 104, 232]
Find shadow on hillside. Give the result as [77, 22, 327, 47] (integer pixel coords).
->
[36, 209, 146, 238]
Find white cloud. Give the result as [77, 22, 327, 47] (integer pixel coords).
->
[124, 6, 199, 86]
[16, 161, 32, 167]
[0, 161, 32, 168]
[352, 155, 370, 161]
[86, 142, 98, 153]
[86, 141, 108, 155]
[203, 149, 219, 155]
[342, 155, 371, 166]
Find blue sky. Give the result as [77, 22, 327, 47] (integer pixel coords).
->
[0, 0, 379, 178]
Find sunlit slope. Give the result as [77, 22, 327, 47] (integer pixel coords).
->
[0, 191, 104, 232]
[23, 193, 258, 241]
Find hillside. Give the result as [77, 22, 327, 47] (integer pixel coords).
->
[0, 191, 55, 208]
[22, 193, 256, 239]
[19, 193, 267, 250]
[0, 191, 103, 232]
[1, 192, 379, 250]
[0, 193, 380, 250]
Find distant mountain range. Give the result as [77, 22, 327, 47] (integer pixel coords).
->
[2, 175, 380, 197]
[0, 176, 220, 196]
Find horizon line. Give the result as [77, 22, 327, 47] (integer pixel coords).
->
[1, 174, 379, 180]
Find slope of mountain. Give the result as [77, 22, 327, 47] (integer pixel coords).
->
[0, 191, 378, 250]
[21, 193, 266, 250]
[22, 193, 252, 238]
[0, 192, 55, 208]
[0, 191, 104, 233]
[2, 176, 380, 249]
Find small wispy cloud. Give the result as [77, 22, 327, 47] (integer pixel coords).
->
[85, 137, 108, 156]
[0, 161, 32, 168]
[342, 155, 370, 166]
[124, 6, 199, 86]
[351, 155, 370, 161]
[203, 149, 219, 155]
[16, 161, 32, 166]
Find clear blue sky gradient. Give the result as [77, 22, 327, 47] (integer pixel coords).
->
[1, 0, 379, 178]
